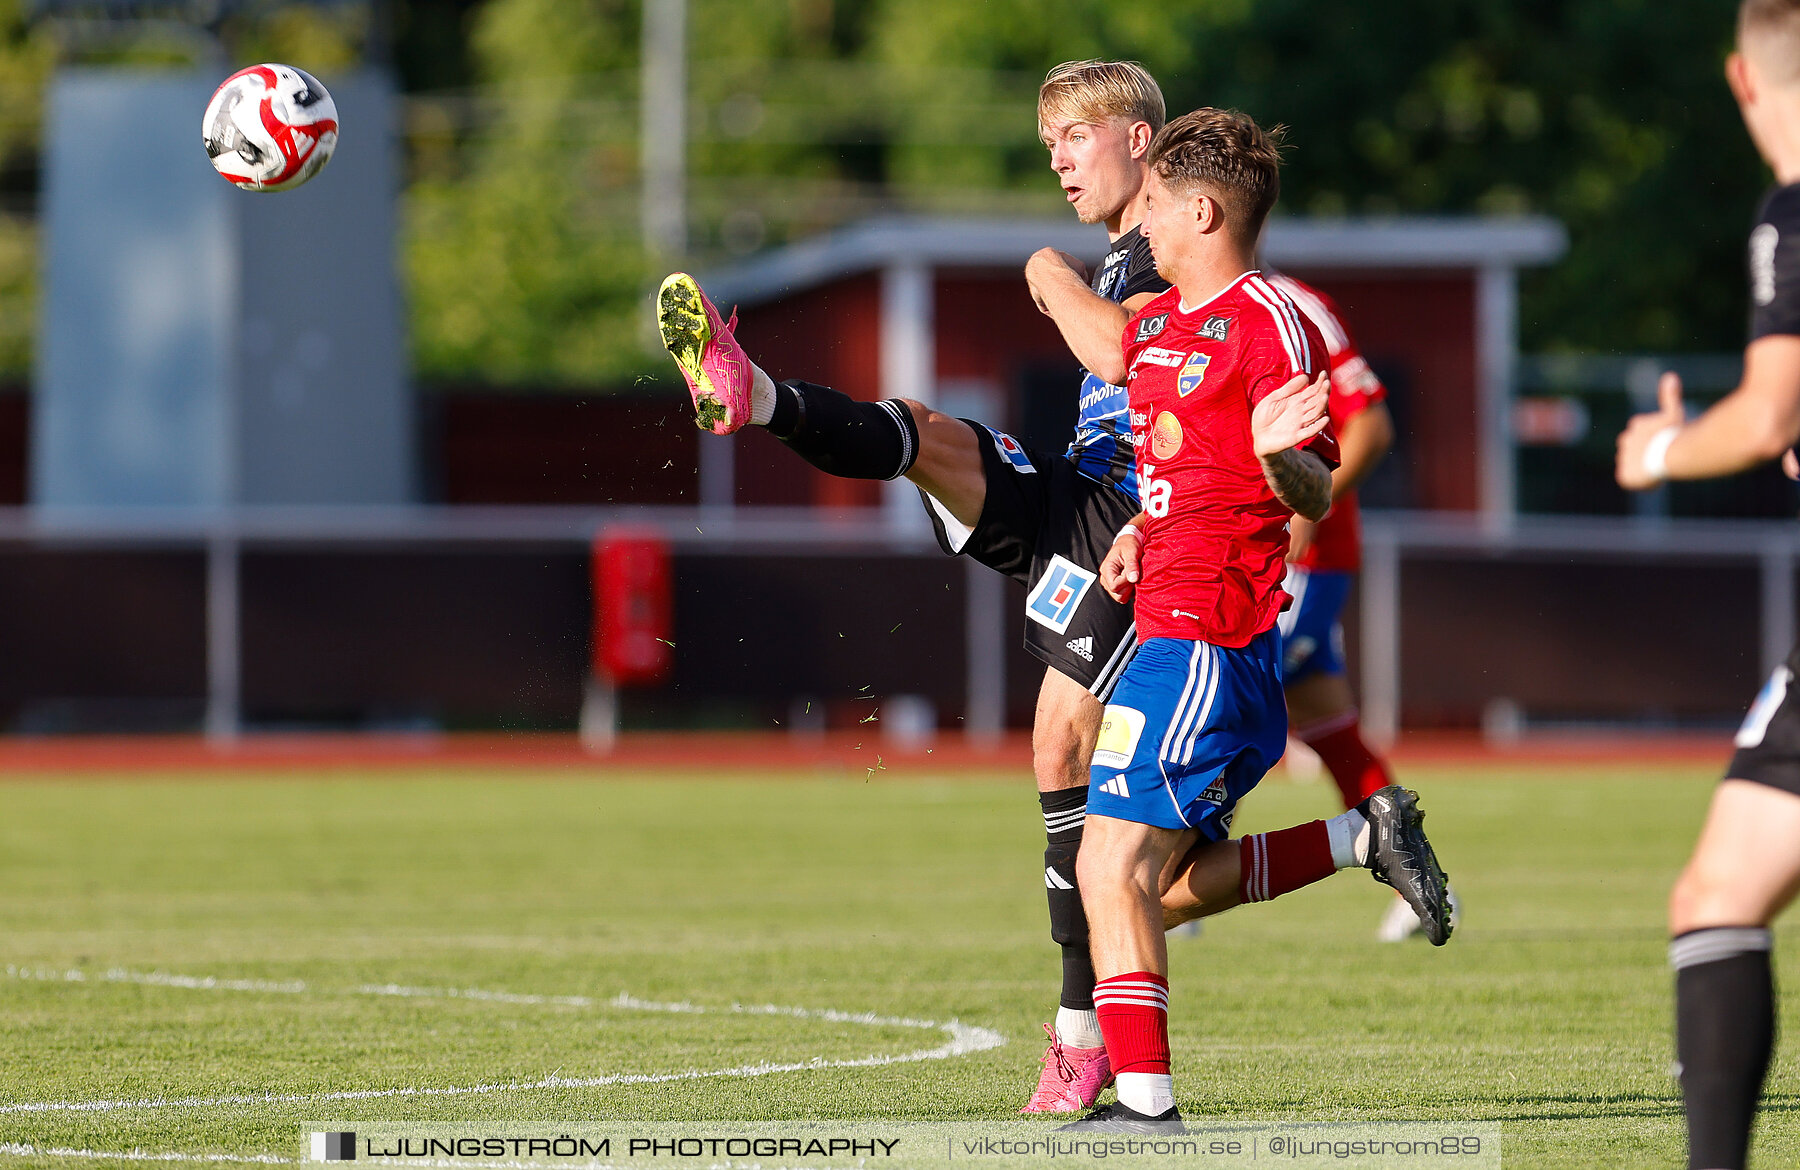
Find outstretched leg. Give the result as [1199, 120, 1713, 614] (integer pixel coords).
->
[1154, 786, 1451, 946]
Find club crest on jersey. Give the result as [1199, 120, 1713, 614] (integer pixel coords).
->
[1199, 314, 1231, 342]
[1177, 352, 1211, 396]
[1150, 411, 1183, 460]
[983, 427, 1036, 474]
[1134, 313, 1169, 343]
[1025, 554, 1095, 635]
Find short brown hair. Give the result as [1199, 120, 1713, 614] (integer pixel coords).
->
[1741, 0, 1800, 84]
[1147, 108, 1285, 242]
[1037, 60, 1166, 135]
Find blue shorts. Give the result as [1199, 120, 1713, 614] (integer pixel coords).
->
[1088, 631, 1288, 836]
[1277, 566, 1351, 684]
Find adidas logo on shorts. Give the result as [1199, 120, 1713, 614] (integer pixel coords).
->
[1100, 773, 1131, 798]
[1066, 635, 1094, 662]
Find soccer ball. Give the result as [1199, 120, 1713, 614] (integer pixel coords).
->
[202, 64, 338, 192]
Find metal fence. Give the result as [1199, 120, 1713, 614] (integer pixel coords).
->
[0, 505, 1793, 743]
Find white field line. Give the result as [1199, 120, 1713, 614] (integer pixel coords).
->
[0, 966, 1005, 1117]
[0, 1145, 294, 1164]
[6, 967, 307, 994]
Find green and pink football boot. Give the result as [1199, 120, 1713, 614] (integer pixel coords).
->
[657, 272, 754, 436]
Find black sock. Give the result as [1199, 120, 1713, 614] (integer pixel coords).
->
[1041, 787, 1094, 1013]
[766, 380, 919, 480]
[1672, 927, 1776, 1170]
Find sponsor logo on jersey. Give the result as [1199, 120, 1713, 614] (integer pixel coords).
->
[1150, 411, 1183, 460]
[1026, 555, 1095, 634]
[1134, 313, 1169, 343]
[1091, 704, 1146, 769]
[1097, 248, 1130, 298]
[1066, 635, 1094, 662]
[1099, 773, 1131, 798]
[984, 427, 1037, 474]
[1078, 373, 1125, 412]
[1219, 810, 1235, 832]
[1753, 222, 1780, 307]
[1199, 778, 1229, 804]
[1177, 352, 1211, 396]
[1136, 346, 1186, 369]
[1199, 314, 1231, 342]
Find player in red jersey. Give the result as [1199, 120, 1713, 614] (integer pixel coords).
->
[1044, 109, 1453, 1134]
[1262, 273, 1456, 940]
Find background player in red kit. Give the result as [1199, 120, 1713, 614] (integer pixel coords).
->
[1056, 108, 1453, 1134]
[1262, 273, 1456, 941]
[1264, 272, 1392, 798]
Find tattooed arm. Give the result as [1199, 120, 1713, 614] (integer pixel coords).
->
[1260, 448, 1333, 521]
[1250, 369, 1334, 521]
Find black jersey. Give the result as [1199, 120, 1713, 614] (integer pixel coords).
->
[1750, 183, 1800, 340]
[1065, 225, 1171, 500]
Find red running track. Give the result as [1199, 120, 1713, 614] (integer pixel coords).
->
[0, 729, 1735, 775]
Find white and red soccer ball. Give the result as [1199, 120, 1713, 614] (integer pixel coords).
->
[202, 64, 338, 192]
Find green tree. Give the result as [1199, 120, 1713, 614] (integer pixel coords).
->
[404, 0, 654, 385]
[865, 0, 1760, 353]
[0, 0, 54, 377]
[398, 0, 1768, 383]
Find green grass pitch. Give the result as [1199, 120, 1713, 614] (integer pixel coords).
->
[0, 763, 1795, 1168]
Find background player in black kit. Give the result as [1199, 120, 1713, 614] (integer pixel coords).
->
[1615, 4, 1800, 1166]
[656, 60, 1169, 1112]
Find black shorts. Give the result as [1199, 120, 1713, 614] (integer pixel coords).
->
[920, 420, 1137, 698]
[1725, 644, 1800, 798]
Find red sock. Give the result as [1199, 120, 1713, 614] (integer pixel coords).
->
[1299, 711, 1393, 809]
[1093, 972, 1170, 1076]
[1239, 819, 1336, 903]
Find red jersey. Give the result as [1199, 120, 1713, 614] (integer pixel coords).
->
[1265, 274, 1387, 572]
[1122, 272, 1338, 647]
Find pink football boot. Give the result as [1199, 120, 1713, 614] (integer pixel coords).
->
[657, 272, 754, 435]
[1020, 1023, 1113, 1113]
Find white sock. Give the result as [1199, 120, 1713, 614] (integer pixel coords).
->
[748, 363, 778, 427]
[1115, 1071, 1175, 1116]
[1055, 1006, 1103, 1050]
[1326, 808, 1370, 869]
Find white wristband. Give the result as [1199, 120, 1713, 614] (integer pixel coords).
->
[1117, 522, 1143, 543]
[1642, 424, 1682, 483]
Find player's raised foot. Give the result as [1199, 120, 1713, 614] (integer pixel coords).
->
[656, 272, 753, 435]
[1021, 1023, 1113, 1114]
[1377, 884, 1462, 943]
[1055, 1101, 1187, 1135]
[1359, 785, 1453, 946]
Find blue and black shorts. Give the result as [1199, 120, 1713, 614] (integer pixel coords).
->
[1087, 630, 1288, 835]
